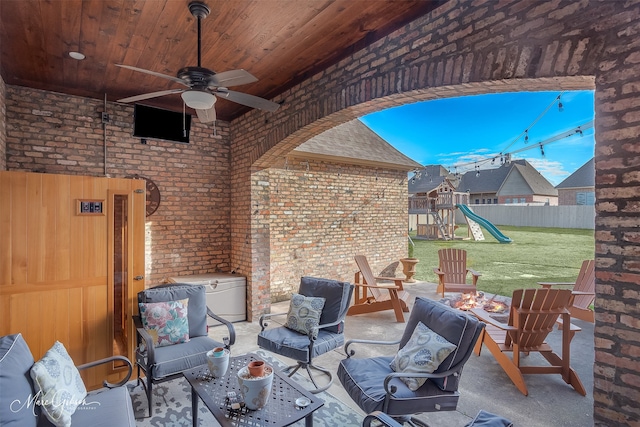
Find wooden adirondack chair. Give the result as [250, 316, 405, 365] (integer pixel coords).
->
[538, 259, 595, 322]
[347, 255, 410, 322]
[471, 288, 586, 396]
[433, 248, 481, 297]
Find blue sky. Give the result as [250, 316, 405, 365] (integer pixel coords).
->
[360, 90, 595, 186]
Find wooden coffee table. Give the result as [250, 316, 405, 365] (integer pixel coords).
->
[183, 353, 323, 427]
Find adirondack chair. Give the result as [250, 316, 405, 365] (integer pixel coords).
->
[433, 248, 481, 297]
[538, 259, 595, 322]
[347, 255, 410, 322]
[471, 288, 586, 396]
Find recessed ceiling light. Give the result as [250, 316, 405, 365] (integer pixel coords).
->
[69, 51, 85, 60]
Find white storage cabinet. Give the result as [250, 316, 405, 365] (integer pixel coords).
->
[168, 273, 246, 322]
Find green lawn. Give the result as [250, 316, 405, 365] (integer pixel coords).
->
[410, 225, 595, 297]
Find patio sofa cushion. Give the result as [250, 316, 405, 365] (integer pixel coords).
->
[148, 335, 224, 379]
[138, 298, 190, 347]
[285, 293, 325, 338]
[299, 276, 352, 333]
[0, 333, 38, 427]
[389, 321, 457, 391]
[70, 386, 134, 427]
[30, 341, 87, 427]
[258, 327, 345, 362]
[137, 283, 207, 337]
[399, 298, 477, 391]
[338, 355, 459, 415]
[0, 333, 136, 427]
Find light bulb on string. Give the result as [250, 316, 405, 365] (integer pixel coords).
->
[557, 95, 564, 112]
[524, 130, 529, 144]
[540, 145, 545, 157]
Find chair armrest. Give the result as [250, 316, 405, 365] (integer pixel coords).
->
[382, 367, 466, 395]
[259, 312, 288, 331]
[376, 276, 405, 289]
[537, 281, 575, 288]
[468, 269, 481, 277]
[572, 290, 595, 296]
[356, 282, 399, 290]
[344, 338, 401, 358]
[133, 315, 156, 363]
[433, 268, 444, 277]
[469, 308, 515, 331]
[76, 356, 133, 388]
[207, 307, 236, 347]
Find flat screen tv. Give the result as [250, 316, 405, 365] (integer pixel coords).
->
[133, 104, 191, 143]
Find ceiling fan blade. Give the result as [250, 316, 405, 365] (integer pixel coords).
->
[210, 69, 258, 87]
[215, 89, 280, 112]
[117, 88, 184, 103]
[195, 106, 217, 123]
[115, 64, 188, 87]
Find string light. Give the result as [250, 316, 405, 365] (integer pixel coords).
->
[557, 94, 564, 112]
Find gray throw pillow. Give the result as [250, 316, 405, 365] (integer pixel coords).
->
[285, 293, 326, 339]
[390, 321, 457, 391]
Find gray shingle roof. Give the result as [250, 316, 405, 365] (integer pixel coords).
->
[556, 158, 595, 189]
[293, 119, 422, 171]
[458, 159, 557, 196]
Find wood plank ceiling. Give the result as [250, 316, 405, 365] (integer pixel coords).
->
[0, 0, 443, 122]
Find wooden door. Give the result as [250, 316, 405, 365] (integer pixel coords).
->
[0, 171, 145, 388]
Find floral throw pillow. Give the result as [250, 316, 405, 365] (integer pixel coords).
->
[389, 321, 457, 391]
[139, 298, 190, 347]
[30, 341, 87, 427]
[285, 294, 326, 339]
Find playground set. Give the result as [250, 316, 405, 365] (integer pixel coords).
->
[408, 181, 512, 243]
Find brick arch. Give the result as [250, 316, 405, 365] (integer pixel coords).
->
[253, 76, 595, 170]
[231, 2, 640, 424]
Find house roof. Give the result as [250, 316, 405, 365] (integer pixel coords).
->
[459, 159, 558, 196]
[292, 119, 422, 171]
[556, 158, 595, 189]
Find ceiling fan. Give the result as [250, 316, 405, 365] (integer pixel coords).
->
[116, 1, 279, 123]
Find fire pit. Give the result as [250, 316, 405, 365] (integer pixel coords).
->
[439, 292, 511, 321]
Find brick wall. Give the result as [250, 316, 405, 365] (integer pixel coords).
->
[3, 1, 640, 424]
[559, 187, 593, 205]
[4, 86, 233, 284]
[227, 1, 640, 425]
[0, 74, 6, 171]
[268, 157, 407, 301]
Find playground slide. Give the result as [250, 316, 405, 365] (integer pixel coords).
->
[456, 204, 513, 243]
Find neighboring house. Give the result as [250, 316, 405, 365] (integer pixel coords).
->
[458, 159, 558, 206]
[555, 158, 595, 205]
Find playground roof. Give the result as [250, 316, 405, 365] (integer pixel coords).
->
[408, 165, 456, 194]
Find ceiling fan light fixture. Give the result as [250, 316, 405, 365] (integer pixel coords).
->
[181, 90, 216, 109]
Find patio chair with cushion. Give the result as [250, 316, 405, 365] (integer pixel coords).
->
[338, 296, 485, 427]
[0, 332, 135, 427]
[258, 276, 354, 393]
[135, 283, 236, 416]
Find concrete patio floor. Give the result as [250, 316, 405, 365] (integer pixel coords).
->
[229, 280, 595, 426]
